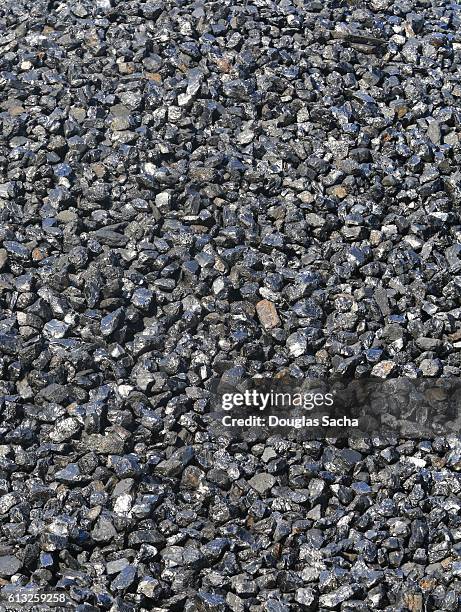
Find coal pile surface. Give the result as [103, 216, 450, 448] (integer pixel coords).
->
[1, 0, 461, 610]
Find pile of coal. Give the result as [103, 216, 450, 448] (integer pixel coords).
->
[1, 0, 461, 609]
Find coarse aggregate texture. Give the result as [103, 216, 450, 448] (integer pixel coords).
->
[1, 0, 461, 610]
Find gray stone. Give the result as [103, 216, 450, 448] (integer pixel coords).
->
[0, 555, 22, 577]
[92, 516, 117, 543]
[248, 473, 276, 495]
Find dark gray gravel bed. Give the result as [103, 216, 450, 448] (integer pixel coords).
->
[1, 0, 461, 609]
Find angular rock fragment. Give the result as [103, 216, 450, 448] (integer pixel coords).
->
[256, 299, 281, 330]
[0, 555, 22, 577]
[248, 473, 276, 495]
